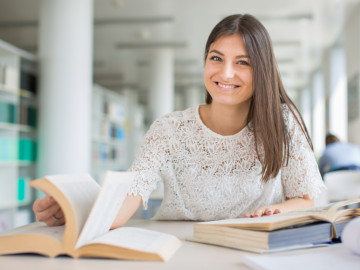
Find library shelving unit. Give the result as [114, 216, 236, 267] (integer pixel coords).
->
[91, 84, 163, 219]
[91, 85, 135, 183]
[0, 39, 38, 232]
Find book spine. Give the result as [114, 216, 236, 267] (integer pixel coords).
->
[18, 138, 36, 162]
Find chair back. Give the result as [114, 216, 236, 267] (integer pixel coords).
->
[324, 170, 360, 202]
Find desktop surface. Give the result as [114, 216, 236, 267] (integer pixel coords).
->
[0, 219, 358, 270]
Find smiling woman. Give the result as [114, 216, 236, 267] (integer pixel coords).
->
[202, 34, 254, 135]
[33, 14, 325, 229]
[204, 34, 253, 107]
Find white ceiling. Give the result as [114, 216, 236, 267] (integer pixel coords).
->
[0, 0, 357, 102]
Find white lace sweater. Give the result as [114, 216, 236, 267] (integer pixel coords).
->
[128, 105, 324, 221]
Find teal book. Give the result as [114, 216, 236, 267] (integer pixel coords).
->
[17, 178, 27, 202]
[31, 140, 37, 161]
[18, 139, 36, 161]
[8, 103, 17, 124]
[9, 138, 18, 161]
[0, 101, 8, 123]
[18, 139, 24, 161]
[28, 107, 37, 127]
[0, 137, 10, 161]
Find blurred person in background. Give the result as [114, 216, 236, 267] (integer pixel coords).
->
[318, 133, 360, 177]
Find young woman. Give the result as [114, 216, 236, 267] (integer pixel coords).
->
[33, 14, 324, 228]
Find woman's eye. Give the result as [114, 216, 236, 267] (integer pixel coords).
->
[237, 60, 250, 66]
[210, 56, 222, 62]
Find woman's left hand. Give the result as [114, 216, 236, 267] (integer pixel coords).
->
[243, 196, 313, 218]
[243, 207, 281, 218]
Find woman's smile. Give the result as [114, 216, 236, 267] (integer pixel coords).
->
[216, 81, 240, 90]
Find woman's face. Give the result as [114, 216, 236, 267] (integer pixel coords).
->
[204, 34, 254, 109]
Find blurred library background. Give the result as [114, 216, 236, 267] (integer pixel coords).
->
[0, 0, 360, 231]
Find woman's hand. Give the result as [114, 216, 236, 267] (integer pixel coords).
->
[243, 195, 313, 218]
[243, 207, 281, 218]
[32, 196, 65, 226]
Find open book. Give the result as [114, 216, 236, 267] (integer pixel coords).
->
[190, 198, 360, 253]
[0, 171, 181, 261]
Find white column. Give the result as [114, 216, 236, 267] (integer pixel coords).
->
[148, 49, 174, 121]
[312, 71, 326, 156]
[300, 87, 312, 137]
[37, 0, 93, 176]
[329, 46, 347, 141]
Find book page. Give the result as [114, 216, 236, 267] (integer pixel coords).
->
[200, 214, 311, 226]
[84, 227, 177, 253]
[202, 198, 360, 228]
[46, 174, 101, 236]
[280, 198, 360, 222]
[0, 222, 64, 243]
[75, 171, 136, 248]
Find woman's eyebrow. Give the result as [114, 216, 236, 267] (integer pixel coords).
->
[209, 49, 224, 56]
[209, 49, 249, 58]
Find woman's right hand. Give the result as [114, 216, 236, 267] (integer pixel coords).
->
[32, 196, 65, 226]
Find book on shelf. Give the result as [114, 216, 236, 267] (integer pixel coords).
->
[0, 101, 17, 124]
[4, 65, 19, 91]
[189, 198, 360, 253]
[0, 137, 36, 162]
[19, 105, 37, 127]
[20, 70, 37, 94]
[0, 171, 182, 261]
[17, 177, 31, 203]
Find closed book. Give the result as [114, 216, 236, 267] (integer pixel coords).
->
[190, 198, 360, 253]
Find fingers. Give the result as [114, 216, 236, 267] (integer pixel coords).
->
[33, 196, 65, 226]
[243, 208, 281, 218]
[243, 209, 265, 218]
[32, 196, 55, 213]
[253, 209, 263, 217]
[43, 208, 65, 226]
[263, 208, 273, 216]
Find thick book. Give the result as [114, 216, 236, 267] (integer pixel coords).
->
[0, 171, 182, 261]
[190, 198, 360, 253]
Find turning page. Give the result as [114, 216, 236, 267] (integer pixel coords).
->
[45, 174, 101, 236]
[75, 171, 136, 248]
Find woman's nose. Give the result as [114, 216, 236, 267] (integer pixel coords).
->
[220, 62, 235, 79]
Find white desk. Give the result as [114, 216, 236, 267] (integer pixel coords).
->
[0, 220, 359, 270]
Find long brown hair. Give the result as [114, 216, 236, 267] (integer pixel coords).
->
[204, 14, 313, 182]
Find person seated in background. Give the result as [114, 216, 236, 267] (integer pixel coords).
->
[318, 133, 360, 177]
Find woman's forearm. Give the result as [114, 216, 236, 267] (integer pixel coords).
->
[268, 195, 314, 212]
[110, 194, 143, 229]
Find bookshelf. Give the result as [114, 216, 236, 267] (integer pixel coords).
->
[0, 39, 38, 231]
[91, 85, 164, 219]
[91, 85, 139, 182]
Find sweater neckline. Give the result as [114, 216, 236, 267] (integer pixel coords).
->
[194, 105, 249, 139]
